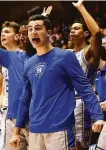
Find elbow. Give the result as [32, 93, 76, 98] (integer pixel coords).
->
[92, 28, 101, 37]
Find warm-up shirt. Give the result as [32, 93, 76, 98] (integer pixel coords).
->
[95, 63, 106, 102]
[16, 48, 103, 133]
[0, 48, 29, 118]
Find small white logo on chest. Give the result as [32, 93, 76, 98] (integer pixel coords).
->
[35, 62, 46, 78]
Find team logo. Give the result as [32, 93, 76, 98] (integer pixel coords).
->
[34, 62, 46, 78]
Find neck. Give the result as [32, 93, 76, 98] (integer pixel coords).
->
[4, 43, 20, 51]
[73, 39, 88, 52]
[36, 43, 53, 56]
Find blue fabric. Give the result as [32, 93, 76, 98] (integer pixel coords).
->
[95, 63, 106, 102]
[0, 48, 30, 118]
[16, 48, 103, 133]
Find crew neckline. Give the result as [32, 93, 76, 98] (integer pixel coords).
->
[36, 47, 55, 58]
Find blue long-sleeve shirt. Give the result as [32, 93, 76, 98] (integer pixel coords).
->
[0, 48, 29, 118]
[16, 48, 103, 133]
[95, 63, 106, 102]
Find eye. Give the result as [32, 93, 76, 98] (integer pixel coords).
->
[34, 27, 42, 31]
[75, 27, 80, 30]
[28, 27, 33, 32]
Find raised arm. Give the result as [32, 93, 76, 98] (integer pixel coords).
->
[72, 0, 102, 66]
[0, 48, 10, 68]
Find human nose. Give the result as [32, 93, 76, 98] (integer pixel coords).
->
[1, 32, 5, 36]
[70, 28, 75, 33]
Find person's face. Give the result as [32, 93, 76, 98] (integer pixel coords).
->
[1, 27, 18, 47]
[19, 29, 29, 46]
[28, 20, 50, 49]
[70, 23, 85, 40]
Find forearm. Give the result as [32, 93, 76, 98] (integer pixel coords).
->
[77, 4, 100, 36]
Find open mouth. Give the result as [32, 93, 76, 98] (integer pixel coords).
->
[1, 38, 6, 42]
[32, 37, 40, 45]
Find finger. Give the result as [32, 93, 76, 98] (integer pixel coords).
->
[101, 104, 104, 109]
[49, 6, 53, 13]
[46, 6, 52, 14]
[9, 141, 17, 148]
[104, 106, 106, 111]
[97, 124, 103, 132]
[100, 102, 104, 106]
[102, 105, 106, 111]
[79, 0, 84, 4]
[92, 124, 95, 132]
[43, 7, 46, 13]
[94, 125, 99, 132]
[17, 140, 20, 147]
[72, 2, 76, 6]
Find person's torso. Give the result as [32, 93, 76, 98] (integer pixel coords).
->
[26, 48, 75, 132]
[7, 51, 30, 118]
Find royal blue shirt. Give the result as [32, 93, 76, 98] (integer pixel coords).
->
[16, 48, 103, 133]
[0, 48, 29, 118]
[95, 63, 106, 102]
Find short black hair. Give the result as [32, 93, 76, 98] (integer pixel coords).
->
[72, 18, 88, 32]
[29, 14, 52, 30]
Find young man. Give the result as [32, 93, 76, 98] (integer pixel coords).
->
[0, 21, 31, 150]
[9, 14, 104, 150]
[19, 24, 36, 55]
[0, 67, 8, 150]
[0, 7, 52, 150]
[70, 0, 104, 149]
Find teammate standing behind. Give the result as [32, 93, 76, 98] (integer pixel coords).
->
[69, 0, 103, 149]
[0, 21, 31, 150]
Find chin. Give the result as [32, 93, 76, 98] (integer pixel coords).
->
[1, 43, 6, 47]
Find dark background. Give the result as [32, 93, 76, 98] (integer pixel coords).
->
[0, 1, 106, 27]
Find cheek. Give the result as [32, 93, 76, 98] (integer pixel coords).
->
[7, 35, 14, 40]
[28, 33, 32, 42]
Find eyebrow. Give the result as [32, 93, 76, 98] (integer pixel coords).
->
[27, 24, 43, 28]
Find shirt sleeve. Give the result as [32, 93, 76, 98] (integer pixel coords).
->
[15, 61, 32, 128]
[64, 51, 104, 122]
[0, 48, 10, 68]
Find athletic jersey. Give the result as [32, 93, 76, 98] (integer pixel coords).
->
[75, 48, 97, 84]
[16, 47, 103, 133]
[0, 48, 30, 118]
[75, 48, 98, 129]
[2, 67, 8, 107]
[95, 63, 106, 102]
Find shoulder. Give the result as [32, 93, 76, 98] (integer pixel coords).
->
[24, 54, 37, 66]
[54, 47, 74, 58]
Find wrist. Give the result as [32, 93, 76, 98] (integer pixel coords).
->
[13, 127, 21, 135]
[77, 4, 86, 12]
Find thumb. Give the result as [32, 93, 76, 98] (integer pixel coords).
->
[72, 2, 76, 6]
[92, 124, 95, 132]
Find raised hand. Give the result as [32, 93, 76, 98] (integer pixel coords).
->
[41, 6, 53, 17]
[72, 0, 84, 9]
